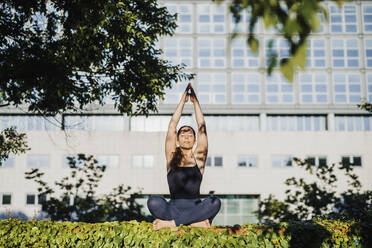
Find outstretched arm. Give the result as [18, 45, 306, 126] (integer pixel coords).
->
[189, 84, 208, 174]
[165, 84, 191, 171]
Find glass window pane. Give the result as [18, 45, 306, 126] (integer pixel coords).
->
[237, 156, 246, 167]
[26, 194, 36, 205]
[214, 156, 223, 166]
[226, 200, 239, 214]
[2, 194, 11, 205]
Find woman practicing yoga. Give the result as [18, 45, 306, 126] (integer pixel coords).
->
[147, 83, 221, 230]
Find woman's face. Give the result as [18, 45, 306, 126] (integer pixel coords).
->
[177, 127, 195, 149]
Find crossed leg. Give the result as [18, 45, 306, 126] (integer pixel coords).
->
[147, 195, 221, 230]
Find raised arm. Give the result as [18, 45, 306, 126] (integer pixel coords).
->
[165, 84, 190, 172]
[189, 85, 208, 174]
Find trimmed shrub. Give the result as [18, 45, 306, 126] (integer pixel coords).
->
[0, 218, 370, 247]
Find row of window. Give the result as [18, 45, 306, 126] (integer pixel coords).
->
[163, 37, 372, 70]
[166, 71, 372, 104]
[2, 70, 371, 105]
[0, 154, 363, 169]
[162, 3, 372, 34]
[2, 73, 372, 105]
[207, 155, 362, 167]
[1, 115, 371, 132]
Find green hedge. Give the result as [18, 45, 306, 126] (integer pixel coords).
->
[0, 218, 371, 247]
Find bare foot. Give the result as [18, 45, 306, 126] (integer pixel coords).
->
[153, 219, 176, 230]
[190, 219, 210, 228]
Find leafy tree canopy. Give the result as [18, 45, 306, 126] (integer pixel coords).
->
[0, 0, 192, 115]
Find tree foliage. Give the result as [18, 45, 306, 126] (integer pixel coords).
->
[220, 0, 344, 82]
[0, 127, 30, 166]
[24, 153, 149, 223]
[256, 157, 372, 223]
[0, 0, 192, 115]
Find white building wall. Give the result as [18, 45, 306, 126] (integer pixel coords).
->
[1, 129, 371, 219]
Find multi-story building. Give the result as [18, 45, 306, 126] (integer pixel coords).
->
[1, 1, 372, 225]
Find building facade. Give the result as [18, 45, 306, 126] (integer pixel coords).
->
[1, 0, 372, 225]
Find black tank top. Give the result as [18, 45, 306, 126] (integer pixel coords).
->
[167, 154, 202, 199]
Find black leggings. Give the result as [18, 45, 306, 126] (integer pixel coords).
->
[147, 195, 221, 226]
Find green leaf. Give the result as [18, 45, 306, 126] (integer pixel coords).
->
[279, 59, 294, 82]
[292, 41, 308, 70]
[248, 36, 259, 54]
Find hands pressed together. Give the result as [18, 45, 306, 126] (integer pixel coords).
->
[183, 83, 198, 104]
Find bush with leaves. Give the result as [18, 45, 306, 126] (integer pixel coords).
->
[256, 157, 372, 223]
[24, 154, 150, 223]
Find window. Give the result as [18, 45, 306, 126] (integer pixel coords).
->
[26, 194, 36, 205]
[130, 115, 194, 132]
[132, 155, 154, 168]
[198, 73, 226, 104]
[237, 155, 258, 167]
[230, 9, 258, 33]
[335, 115, 372, 131]
[231, 38, 259, 68]
[165, 4, 192, 33]
[367, 73, 372, 102]
[212, 195, 258, 225]
[38, 194, 47, 204]
[197, 4, 226, 33]
[227, 200, 239, 214]
[267, 115, 327, 131]
[266, 73, 294, 104]
[365, 39, 372, 68]
[26, 194, 46, 205]
[265, 39, 290, 67]
[162, 80, 189, 104]
[231, 73, 261, 104]
[27, 155, 49, 168]
[1, 194, 11, 205]
[341, 156, 362, 167]
[331, 39, 359, 68]
[329, 4, 358, 33]
[163, 38, 193, 68]
[333, 73, 361, 104]
[306, 39, 326, 68]
[63, 155, 88, 168]
[0, 156, 14, 168]
[198, 39, 226, 68]
[27, 193, 47, 205]
[362, 5, 372, 32]
[305, 156, 327, 166]
[206, 156, 223, 167]
[0, 115, 60, 131]
[204, 115, 259, 132]
[97, 155, 119, 169]
[299, 73, 328, 104]
[64, 115, 126, 131]
[130, 115, 169, 132]
[272, 155, 293, 167]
